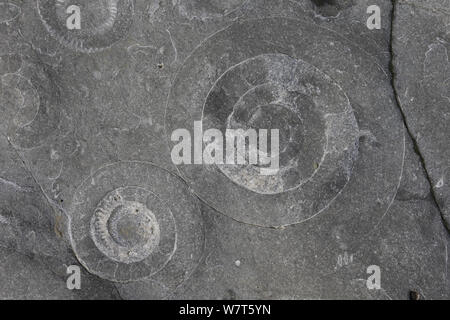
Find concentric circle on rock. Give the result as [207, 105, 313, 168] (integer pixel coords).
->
[203, 54, 359, 195]
[0, 70, 61, 149]
[69, 161, 204, 283]
[165, 18, 405, 227]
[0, 54, 22, 75]
[37, 0, 134, 53]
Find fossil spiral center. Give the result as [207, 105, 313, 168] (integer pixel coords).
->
[107, 202, 159, 249]
[91, 190, 161, 263]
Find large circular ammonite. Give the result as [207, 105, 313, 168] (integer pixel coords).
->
[69, 162, 204, 282]
[37, 0, 134, 53]
[165, 18, 405, 227]
[204, 54, 359, 195]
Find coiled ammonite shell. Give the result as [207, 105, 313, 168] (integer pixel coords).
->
[0, 67, 61, 149]
[90, 187, 170, 265]
[205, 54, 359, 195]
[37, 0, 134, 53]
[69, 161, 204, 282]
[0, 2, 21, 24]
[165, 18, 405, 228]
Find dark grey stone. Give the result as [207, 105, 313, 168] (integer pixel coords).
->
[392, 0, 450, 230]
[69, 161, 204, 283]
[37, 0, 135, 53]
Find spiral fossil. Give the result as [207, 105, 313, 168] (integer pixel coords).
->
[38, 0, 134, 53]
[165, 17, 405, 228]
[0, 65, 61, 149]
[69, 161, 204, 283]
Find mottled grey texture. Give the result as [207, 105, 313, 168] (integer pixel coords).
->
[0, 0, 448, 300]
[0, 135, 120, 299]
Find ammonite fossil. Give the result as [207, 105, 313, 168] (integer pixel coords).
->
[0, 2, 21, 24]
[0, 66, 61, 149]
[165, 17, 405, 228]
[37, 0, 134, 53]
[68, 161, 204, 283]
[204, 53, 359, 195]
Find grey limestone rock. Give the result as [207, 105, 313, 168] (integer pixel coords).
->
[392, 0, 450, 230]
[0, 0, 448, 299]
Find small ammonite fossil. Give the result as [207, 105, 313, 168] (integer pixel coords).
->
[0, 65, 61, 149]
[37, 0, 134, 53]
[69, 162, 204, 283]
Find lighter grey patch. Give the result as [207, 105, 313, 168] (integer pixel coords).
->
[91, 188, 161, 264]
[68, 162, 204, 285]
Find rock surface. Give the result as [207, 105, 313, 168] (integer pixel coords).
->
[0, 0, 448, 299]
